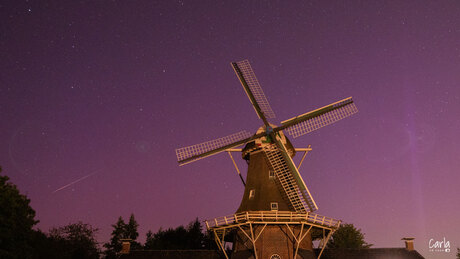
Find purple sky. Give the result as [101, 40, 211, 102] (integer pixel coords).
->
[1, 1, 459, 258]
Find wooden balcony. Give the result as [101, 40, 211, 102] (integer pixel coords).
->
[205, 211, 340, 230]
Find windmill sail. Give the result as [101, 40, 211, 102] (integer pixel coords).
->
[263, 143, 317, 212]
[280, 97, 358, 138]
[176, 130, 263, 166]
[232, 60, 276, 120]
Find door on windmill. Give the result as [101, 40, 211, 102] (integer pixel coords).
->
[270, 202, 278, 211]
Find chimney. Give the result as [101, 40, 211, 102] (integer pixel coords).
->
[402, 237, 415, 251]
[120, 239, 132, 254]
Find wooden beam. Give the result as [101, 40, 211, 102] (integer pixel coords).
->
[227, 151, 245, 186]
[213, 230, 229, 259]
[318, 230, 333, 259]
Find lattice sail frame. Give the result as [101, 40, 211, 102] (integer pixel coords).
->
[263, 143, 317, 213]
[232, 60, 276, 119]
[176, 131, 252, 162]
[282, 98, 358, 138]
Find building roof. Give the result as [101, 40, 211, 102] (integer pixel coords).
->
[120, 248, 425, 259]
[316, 248, 425, 259]
[119, 250, 222, 259]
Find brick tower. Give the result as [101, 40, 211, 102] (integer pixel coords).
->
[231, 132, 316, 259]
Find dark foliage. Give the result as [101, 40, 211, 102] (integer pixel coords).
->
[311, 227, 332, 241]
[0, 167, 38, 258]
[144, 218, 217, 250]
[203, 229, 219, 250]
[1, 166, 220, 258]
[47, 222, 100, 259]
[103, 214, 140, 258]
[103, 216, 125, 258]
[125, 214, 142, 250]
[327, 223, 373, 249]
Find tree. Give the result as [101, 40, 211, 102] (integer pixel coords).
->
[103, 214, 140, 258]
[48, 222, 100, 258]
[310, 227, 330, 241]
[125, 214, 139, 240]
[104, 217, 126, 259]
[144, 218, 214, 250]
[185, 218, 205, 249]
[125, 214, 141, 250]
[144, 230, 154, 250]
[145, 225, 187, 250]
[327, 223, 373, 249]
[202, 229, 219, 250]
[456, 247, 460, 259]
[0, 167, 38, 258]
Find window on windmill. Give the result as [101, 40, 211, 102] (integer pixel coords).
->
[249, 189, 255, 199]
[270, 202, 278, 211]
[269, 170, 275, 179]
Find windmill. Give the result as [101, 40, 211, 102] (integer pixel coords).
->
[176, 60, 358, 259]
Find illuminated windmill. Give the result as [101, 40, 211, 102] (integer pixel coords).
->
[176, 60, 358, 259]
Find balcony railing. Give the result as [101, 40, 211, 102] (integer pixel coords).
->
[205, 211, 340, 229]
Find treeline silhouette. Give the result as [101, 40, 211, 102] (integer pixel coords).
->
[103, 215, 217, 259]
[1, 166, 372, 259]
[144, 219, 217, 251]
[0, 167, 216, 259]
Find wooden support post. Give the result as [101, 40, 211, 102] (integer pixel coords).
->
[294, 223, 304, 259]
[213, 230, 229, 259]
[254, 224, 267, 242]
[227, 151, 246, 186]
[237, 225, 252, 241]
[299, 225, 313, 243]
[249, 223, 258, 259]
[297, 151, 308, 169]
[285, 223, 298, 243]
[318, 230, 333, 259]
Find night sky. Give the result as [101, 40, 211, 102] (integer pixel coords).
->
[1, 1, 459, 258]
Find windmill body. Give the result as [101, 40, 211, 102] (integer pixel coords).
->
[236, 125, 295, 213]
[176, 60, 358, 259]
[232, 127, 315, 259]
